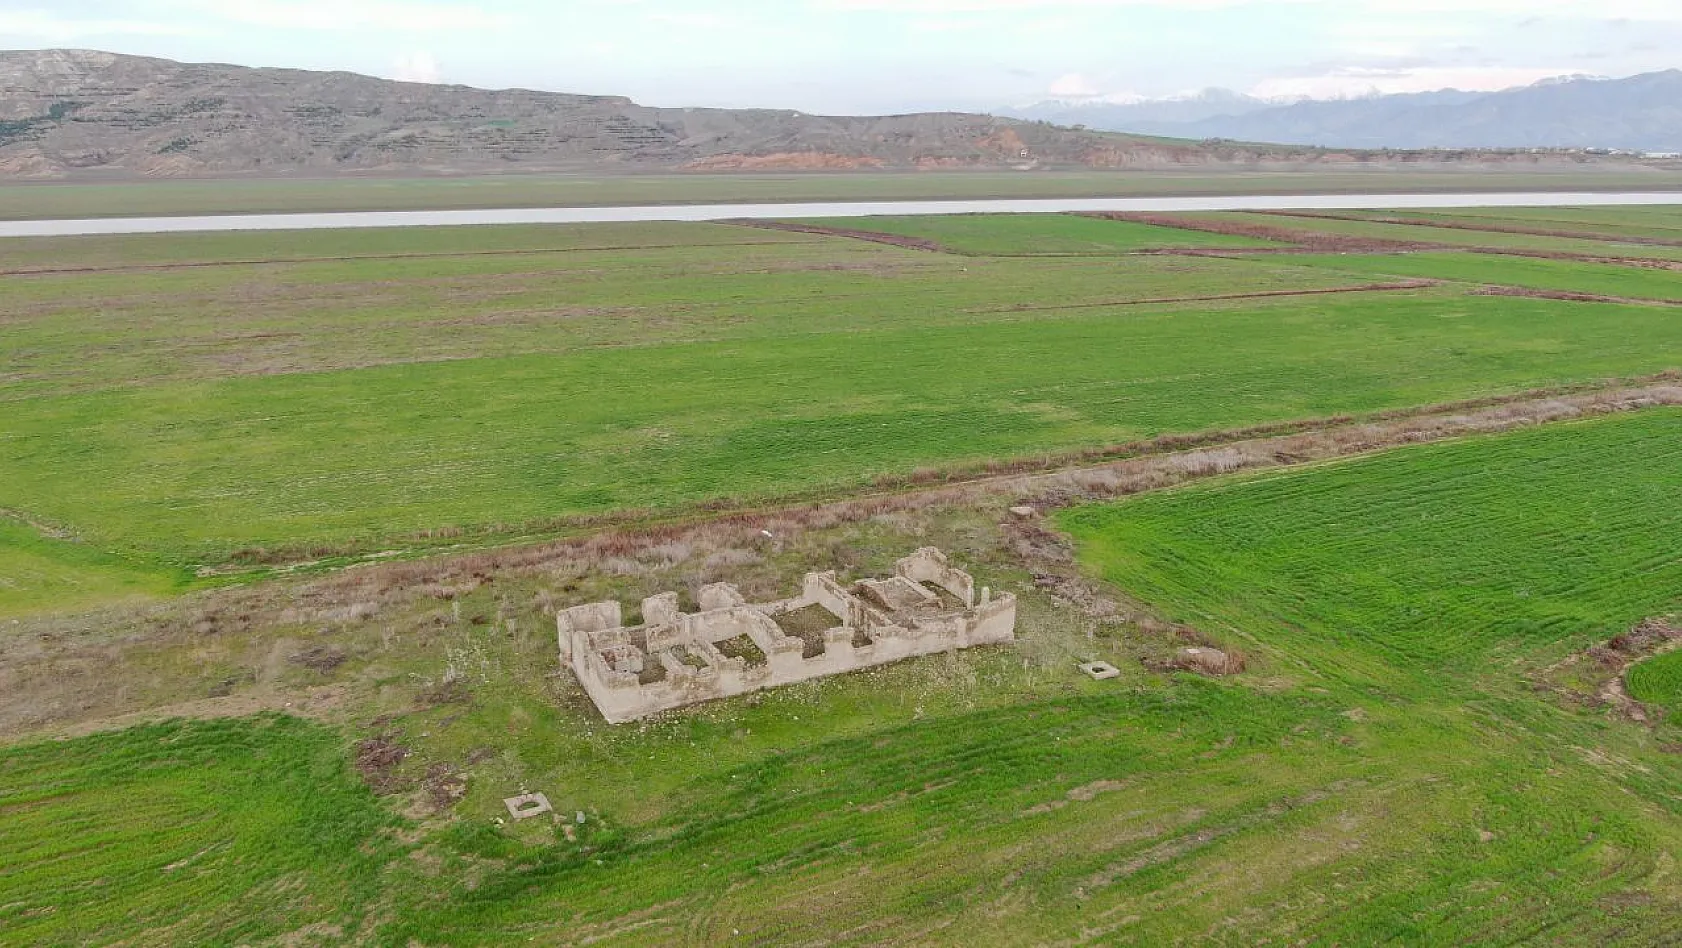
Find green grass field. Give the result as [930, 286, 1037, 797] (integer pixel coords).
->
[0, 518, 184, 615]
[1324, 206, 1682, 242]
[1627, 649, 1682, 715]
[0, 716, 397, 946]
[5, 215, 1682, 607]
[1190, 210, 1682, 260]
[1271, 251, 1682, 301]
[796, 212, 1280, 253]
[4, 207, 1682, 945]
[10, 412, 1679, 944]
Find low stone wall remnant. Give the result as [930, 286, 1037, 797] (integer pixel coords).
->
[558, 548, 1016, 723]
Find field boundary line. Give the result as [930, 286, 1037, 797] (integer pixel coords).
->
[213, 374, 1682, 583]
[0, 239, 815, 277]
[1249, 208, 1682, 249]
[958, 280, 1439, 314]
[725, 218, 954, 252]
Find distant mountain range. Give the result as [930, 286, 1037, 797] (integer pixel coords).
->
[3, 50, 1668, 181]
[1007, 72, 1682, 152]
[0, 49, 1370, 180]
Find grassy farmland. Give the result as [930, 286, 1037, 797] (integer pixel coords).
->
[793, 212, 1281, 253]
[6, 410, 1681, 944]
[1627, 650, 1682, 716]
[4, 213, 1682, 614]
[3, 207, 1682, 945]
[0, 716, 397, 945]
[1272, 251, 1682, 301]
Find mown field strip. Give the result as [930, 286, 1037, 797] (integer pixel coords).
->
[0, 716, 396, 947]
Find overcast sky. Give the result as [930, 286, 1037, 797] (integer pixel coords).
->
[4, 1, 1680, 113]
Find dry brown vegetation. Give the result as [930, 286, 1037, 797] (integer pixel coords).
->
[1259, 209, 1682, 248]
[726, 219, 952, 252]
[1533, 617, 1682, 723]
[1080, 211, 1440, 252]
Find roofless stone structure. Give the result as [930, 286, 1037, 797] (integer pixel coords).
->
[558, 548, 1016, 723]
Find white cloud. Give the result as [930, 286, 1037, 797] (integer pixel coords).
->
[389, 50, 442, 83]
[1250, 65, 1574, 98]
[1048, 72, 1100, 96]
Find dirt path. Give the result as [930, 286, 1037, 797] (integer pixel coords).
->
[1472, 285, 1682, 306]
[0, 241, 799, 277]
[31, 685, 349, 740]
[1077, 211, 1442, 253]
[960, 280, 1440, 315]
[1253, 209, 1682, 249]
[212, 375, 1682, 605]
[726, 219, 953, 252]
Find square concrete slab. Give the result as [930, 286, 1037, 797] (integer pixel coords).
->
[1079, 661, 1121, 680]
[504, 792, 553, 820]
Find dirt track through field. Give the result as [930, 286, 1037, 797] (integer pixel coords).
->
[960, 280, 1440, 314]
[188, 373, 1682, 588]
[727, 218, 953, 252]
[1251, 209, 1682, 248]
[1472, 285, 1682, 306]
[1077, 211, 1441, 252]
[0, 241, 805, 277]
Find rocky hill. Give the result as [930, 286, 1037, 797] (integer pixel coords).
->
[2, 49, 1628, 181]
[0, 49, 1333, 179]
[1015, 72, 1682, 152]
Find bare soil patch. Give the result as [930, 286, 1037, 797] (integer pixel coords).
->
[774, 604, 841, 659]
[1261, 209, 1682, 249]
[0, 242, 793, 277]
[1080, 211, 1441, 253]
[1534, 618, 1682, 723]
[716, 634, 767, 667]
[354, 735, 409, 794]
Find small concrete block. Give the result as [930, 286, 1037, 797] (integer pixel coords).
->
[1009, 506, 1039, 520]
[1079, 661, 1121, 680]
[504, 792, 553, 820]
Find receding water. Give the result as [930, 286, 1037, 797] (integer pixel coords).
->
[1, 191, 1678, 237]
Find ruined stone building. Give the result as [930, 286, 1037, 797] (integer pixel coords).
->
[557, 548, 1017, 723]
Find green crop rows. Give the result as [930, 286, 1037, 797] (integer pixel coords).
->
[0, 716, 396, 946]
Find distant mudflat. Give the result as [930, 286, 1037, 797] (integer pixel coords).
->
[3, 191, 1680, 237]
